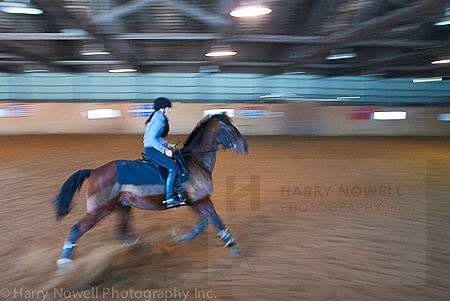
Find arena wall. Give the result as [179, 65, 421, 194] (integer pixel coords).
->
[1, 101, 450, 136]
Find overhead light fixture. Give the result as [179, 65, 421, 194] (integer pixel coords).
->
[282, 71, 306, 75]
[326, 48, 357, 60]
[434, 8, 450, 26]
[431, 58, 450, 64]
[0, 0, 43, 15]
[230, 5, 272, 17]
[230, 1, 272, 17]
[23, 69, 49, 73]
[413, 77, 442, 83]
[205, 45, 237, 57]
[81, 50, 110, 56]
[108, 68, 137, 73]
[80, 41, 110, 56]
[23, 63, 50, 73]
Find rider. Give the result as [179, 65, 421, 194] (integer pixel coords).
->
[143, 97, 183, 208]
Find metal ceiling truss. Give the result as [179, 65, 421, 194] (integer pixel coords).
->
[0, 0, 448, 77]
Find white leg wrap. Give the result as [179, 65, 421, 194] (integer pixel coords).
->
[218, 228, 235, 246]
[218, 228, 230, 240]
[62, 241, 77, 250]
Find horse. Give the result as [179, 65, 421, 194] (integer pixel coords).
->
[54, 113, 248, 267]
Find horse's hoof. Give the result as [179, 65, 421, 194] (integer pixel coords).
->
[56, 257, 74, 268]
[230, 245, 241, 257]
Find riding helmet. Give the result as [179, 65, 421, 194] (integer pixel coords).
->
[154, 97, 172, 110]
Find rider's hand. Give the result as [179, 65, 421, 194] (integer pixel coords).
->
[164, 148, 173, 157]
[167, 143, 178, 151]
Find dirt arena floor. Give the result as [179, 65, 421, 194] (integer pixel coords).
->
[0, 134, 449, 301]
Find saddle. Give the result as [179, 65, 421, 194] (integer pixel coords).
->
[141, 150, 189, 183]
[116, 151, 189, 186]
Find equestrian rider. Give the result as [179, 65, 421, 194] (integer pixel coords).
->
[143, 97, 183, 208]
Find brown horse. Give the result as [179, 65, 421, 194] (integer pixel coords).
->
[54, 113, 248, 267]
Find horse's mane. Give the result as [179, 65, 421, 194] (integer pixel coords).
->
[182, 114, 231, 152]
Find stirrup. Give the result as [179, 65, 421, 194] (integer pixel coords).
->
[163, 197, 185, 208]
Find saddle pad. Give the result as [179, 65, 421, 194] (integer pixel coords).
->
[117, 160, 165, 185]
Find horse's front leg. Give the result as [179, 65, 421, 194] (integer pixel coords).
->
[172, 218, 209, 244]
[190, 196, 241, 256]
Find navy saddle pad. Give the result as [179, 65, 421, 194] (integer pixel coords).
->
[117, 160, 188, 185]
[117, 160, 166, 185]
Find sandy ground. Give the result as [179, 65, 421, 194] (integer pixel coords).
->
[0, 134, 449, 301]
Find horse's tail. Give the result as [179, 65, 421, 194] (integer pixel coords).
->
[54, 169, 92, 220]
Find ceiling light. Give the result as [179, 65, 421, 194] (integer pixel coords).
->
[413, 77, 442, 83]
[205, 45, 237, 57]
[230, 5, 272, 17]
[80, 46, 110, 56]
[108, 68, 137, 73]
[434, 8, 450, 26]
[326, 49, 357, 60]
[81, 51, 110, 56]
[23, 69, 49, 73]
[282, 71, 306, 75]
[431, 58, 450, 64]
[80, 40, 110, 56]
[0, 0, 43, 15]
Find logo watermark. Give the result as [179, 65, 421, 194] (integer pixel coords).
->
[281, 201, 407, 213]
[279, 184, 409, 213]
[226, 175, 260, 212]
[281, 185, 403, 197]
[1, 287, 216, 301]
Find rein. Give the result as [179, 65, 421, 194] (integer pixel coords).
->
[179, 146, 227, 157]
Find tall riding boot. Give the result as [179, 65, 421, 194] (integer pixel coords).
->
[163, 169, 184, 208]
[176, 178, 184, 202]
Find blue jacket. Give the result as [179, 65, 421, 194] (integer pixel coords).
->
[143, 111, 169, 153]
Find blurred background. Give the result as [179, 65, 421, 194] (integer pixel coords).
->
[1, 1, 450, 301]
[0, 0, 449, 135]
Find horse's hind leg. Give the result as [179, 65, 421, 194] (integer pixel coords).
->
[191, 196, 241, 256]
[57, 204, 115, 266]
[114, 203, 139, 244]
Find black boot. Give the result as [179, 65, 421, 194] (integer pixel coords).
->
[163, 169, 185, 208]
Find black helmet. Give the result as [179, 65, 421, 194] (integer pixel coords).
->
[154, 97, 172, 110]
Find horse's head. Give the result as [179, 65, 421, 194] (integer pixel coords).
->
[182, 113, 248, 155]
[214, 113, 248, 155]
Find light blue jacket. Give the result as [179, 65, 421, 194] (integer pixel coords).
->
[143, 110, 169, 153]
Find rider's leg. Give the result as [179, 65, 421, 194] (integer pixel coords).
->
[165, 167, 177, 199]
[144, 147, 182, 207]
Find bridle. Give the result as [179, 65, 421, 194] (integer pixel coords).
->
[177, 121, 236, 157]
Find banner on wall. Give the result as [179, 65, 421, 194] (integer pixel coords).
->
[128, 104, 154, 117]
[347, 107, 373, 120]
[0, 104, 34, 117]
[236, 104, 285, 118]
